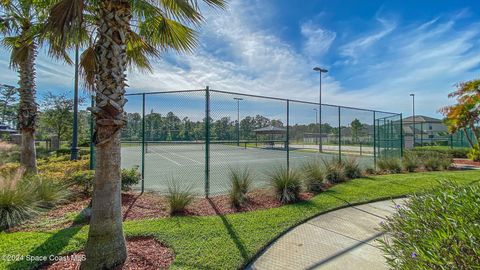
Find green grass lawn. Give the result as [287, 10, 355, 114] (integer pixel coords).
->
[1, 170, 479, 270]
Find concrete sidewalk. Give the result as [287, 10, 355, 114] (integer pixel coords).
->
[246, 198, 407, 270]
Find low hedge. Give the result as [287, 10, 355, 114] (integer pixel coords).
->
[411, 146, 470, 158]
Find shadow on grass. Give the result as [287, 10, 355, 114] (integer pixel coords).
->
[207, 198, 249, 262]
[8, 218, 85, 270]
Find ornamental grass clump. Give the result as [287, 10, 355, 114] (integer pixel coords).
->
[421, 152, 451, 171]
[167, 181, 194, 215]
[343, 158, 362, 179]
[301, 160, 324, 192]
[32, 176, 69, 208]
[322, 158, 346, 184]
[379, 181, 480, 269]
[402, 152, 419, 172]
[269, 166, 302, 204]
[377, 158, 402, 174]
[228, 167, 254, 208]
[0, 168, 39, 230]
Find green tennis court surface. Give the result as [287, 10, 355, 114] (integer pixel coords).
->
[121, 142, 374, 196]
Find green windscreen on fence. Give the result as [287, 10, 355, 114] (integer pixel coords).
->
[90, 88, 403, 196]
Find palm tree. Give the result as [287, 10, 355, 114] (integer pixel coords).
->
[0, 0, 52, 174]
[46, 0, 226, 268]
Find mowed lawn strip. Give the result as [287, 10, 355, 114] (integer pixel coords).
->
[1, 170, 479, 270]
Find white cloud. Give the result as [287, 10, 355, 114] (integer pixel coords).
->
[301, 21, 336, 57]
[339, 17, 397, 64]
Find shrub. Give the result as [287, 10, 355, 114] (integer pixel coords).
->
[301, 160, 324, 192]
[269, 166, 302, 204]
[411, 146, 469, 158]
[377, 158, 402, 173]
[0, 169, 39, 230]
[379, 181, 480, 269]
[402, 152, 419, 172]
[121, 166, 141, 191]
[37, 159, 89, 181]
[467, 145, 480, 162]
[68, 170, 95, 195]
[167, 181, 194, 214]
[228, 167, 254, 208]
[343, 158, 362, 179]
[322, 158, 346, 184]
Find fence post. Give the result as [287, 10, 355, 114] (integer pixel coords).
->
[420, 122, 424, 146]
[400, 113, 404, 157]
[338, 107, 341, 162]
[450, 134, 453, 149]
[205, 86, 210, 198]
[141, 93, 146, 194]
[373, 111, 376, 169]
[286, 100, 290, 170]
[89, 95, 95, 170]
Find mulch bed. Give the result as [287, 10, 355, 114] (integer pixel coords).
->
[15, 189, 315, 232]
[42, 237, 174, 270]
[453, 158, 480, 168]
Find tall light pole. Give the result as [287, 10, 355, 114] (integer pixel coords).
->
[313, 108, 318, 144]
[410, 93, 415, 147]
[71, 45, 80, 160]
[313, 67, 328, 152]
[234, 97, 243, 146]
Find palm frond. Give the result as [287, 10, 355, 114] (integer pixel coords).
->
[126, 30, 160, 71]
[139, 15, 198, 53]
[45, 0, 84, 48]
[79, 45, 96, 91]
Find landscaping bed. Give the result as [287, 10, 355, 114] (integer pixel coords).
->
[1, 170, 479, 270]
[14, 190, 314, 232]
[42, 237, 174, 270]
[453, 158, 480, 168]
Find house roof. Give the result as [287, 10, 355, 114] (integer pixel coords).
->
[253, 125, 286, 134]
[403, 126, 427, 135]
[402, 115, 443, 124]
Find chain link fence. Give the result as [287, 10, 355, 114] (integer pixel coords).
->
[90, 88, 403, 196]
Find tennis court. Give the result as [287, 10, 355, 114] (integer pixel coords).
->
[99, 88, 403, 196]
[121, 141, 374, 195]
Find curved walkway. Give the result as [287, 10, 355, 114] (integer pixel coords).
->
[246, 198, 407, 270]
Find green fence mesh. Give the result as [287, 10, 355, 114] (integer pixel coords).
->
[90, 88, 403, 196]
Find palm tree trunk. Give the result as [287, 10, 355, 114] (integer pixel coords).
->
[463, 129, 475, 148]
[81, 1, 129, 269]
[18, 41, 38, 174]
[469, 123, 479, 146]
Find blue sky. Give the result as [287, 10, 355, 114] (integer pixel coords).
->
[1, 0, 480, 119]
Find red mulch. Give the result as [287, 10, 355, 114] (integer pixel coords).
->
[453, 158, 480, 168]
[42, 237, 174, 270]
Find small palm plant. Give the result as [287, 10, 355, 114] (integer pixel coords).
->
[0, 168, 39, 230]
[167, 180, 194, 215]
[302, 160, 324, 192]
[228, 167, 254, 208]
[269, 166, 302, 204]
